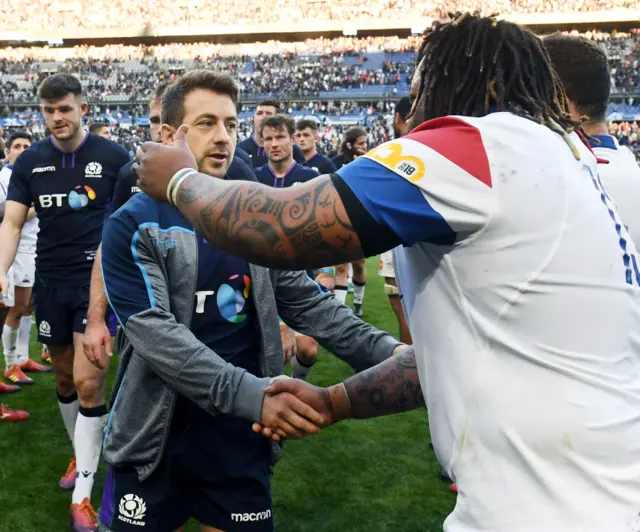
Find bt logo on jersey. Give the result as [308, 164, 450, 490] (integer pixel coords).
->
[68, 186, 96, 210]
[194, 274, 252, 323]
[38, 193, 67, 208]
[40, 186, 96, 210]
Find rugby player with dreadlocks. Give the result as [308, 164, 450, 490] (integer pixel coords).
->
[133, 14, 640, 531]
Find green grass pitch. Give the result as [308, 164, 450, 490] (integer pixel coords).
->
[0, 258, 455, 531]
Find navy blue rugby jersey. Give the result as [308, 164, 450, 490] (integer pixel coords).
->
[254, 161, 319, 189]
[7, 132, 130, 285]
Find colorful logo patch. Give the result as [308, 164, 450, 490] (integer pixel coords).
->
[68, 185, 96, 210]
[217, 274, 251, 323]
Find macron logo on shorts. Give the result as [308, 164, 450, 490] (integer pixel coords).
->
[39, 320, 51, 338]
[118, 494, 146, 527]
[32, 166, 56, 174]
[231, 510, 272, 522]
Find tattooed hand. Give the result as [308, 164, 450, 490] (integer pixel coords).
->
[134, 125, 197, 201]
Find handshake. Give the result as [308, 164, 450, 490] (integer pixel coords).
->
[255, 376, 350, 441]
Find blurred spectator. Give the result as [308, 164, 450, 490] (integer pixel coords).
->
[0, 31, 636, 102]
[0, 0, 637, 32]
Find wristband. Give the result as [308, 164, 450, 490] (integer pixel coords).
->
[167, 168, 197, 205]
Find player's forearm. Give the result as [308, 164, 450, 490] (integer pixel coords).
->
[328, 348, 425, 421]
[0, 220, 21, 275]
[87, 246, 109, 323]
[174, 172, 364, 270]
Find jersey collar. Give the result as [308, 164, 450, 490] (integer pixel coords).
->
[588, 135, 618, 151]
[267, 161, 297, 187]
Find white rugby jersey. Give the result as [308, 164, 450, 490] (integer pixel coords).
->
[337, 112, 640, 532]
[591, 135, 640, 247]
[0, 164, 38, 254]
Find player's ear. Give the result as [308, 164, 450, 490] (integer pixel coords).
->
[79, 100, 89, 117]
[160, 124, 176, 146]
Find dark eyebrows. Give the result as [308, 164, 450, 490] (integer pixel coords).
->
[43, 105, 72, 113]
[195, 112, 237, 124]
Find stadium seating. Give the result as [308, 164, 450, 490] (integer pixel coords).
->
[0, 33, 636, 160]
[0, 0, 638, 32]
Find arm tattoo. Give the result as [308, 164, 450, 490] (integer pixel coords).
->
[343, 348, 425, 419]
[176, 172, 364, 269]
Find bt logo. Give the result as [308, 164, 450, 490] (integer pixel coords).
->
[195, 274, 251, 323]
[38, 186, 96, 210]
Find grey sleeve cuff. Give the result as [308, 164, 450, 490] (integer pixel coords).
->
[231, 372, 271, 422]
[370, 335, 404, 367]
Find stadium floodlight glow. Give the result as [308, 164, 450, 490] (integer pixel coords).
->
[343, 25, 358, 36]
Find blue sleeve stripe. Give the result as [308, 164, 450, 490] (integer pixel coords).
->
[305, 271, 325, 294]
[337, 157, 456, 247]
[129, 222, 196, 312]
[130, 229, 157, 310]
[100, 257, 125, 331]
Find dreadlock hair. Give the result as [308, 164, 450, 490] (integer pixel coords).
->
[412, 13, 580, 136]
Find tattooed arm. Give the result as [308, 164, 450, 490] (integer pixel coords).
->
[257, 347, 424, 438]
[134, 129, 404, 270]
[175, 173, 363, 270]
[331, 346, 424, 421]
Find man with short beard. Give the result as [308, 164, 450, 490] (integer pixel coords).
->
[99, 70, 402, 532]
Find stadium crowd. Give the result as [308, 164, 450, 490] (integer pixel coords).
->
[1, 7, 640, 531]
[0, 0, 638, 31]
[0, 32, 637, 102]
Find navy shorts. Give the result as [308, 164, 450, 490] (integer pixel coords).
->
[99, 413, 274, 531]
[33, 281, 89, 346]
[106, 310, 118, 337]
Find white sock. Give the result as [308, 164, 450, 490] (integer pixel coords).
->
[57, 391, 79, 447]
[72, 406, 108, 504]
[2, 325, 18, 368]
[291, 355, 315, 381]
[16, 316, 32, 365]
[353, 282, 366, 305]
[335, 286, 348, 305]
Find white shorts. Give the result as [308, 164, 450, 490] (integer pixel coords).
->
[13, 251, 35, 288]
[378, 251, 396, 279]
[1, 265, 15, 307]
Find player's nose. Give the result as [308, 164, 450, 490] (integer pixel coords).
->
[212, 124, 231, 145]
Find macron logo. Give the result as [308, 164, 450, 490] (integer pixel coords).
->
[231, 510, 272, 523]
[32, 166, 56, 174]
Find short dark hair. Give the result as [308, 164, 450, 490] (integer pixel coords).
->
[151, 80, 171, 104]
[256, 100, 280, 112]
[6, 130, 32, 150]
[260, 115, 295, 138]
[395, 97, 412, 121]
[296, 119, 318, 133]
[89, 121, 109, 134]
[543, 33, 611, 122]
[38, 73, 83, 101]
[161, 70, 239, 127]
